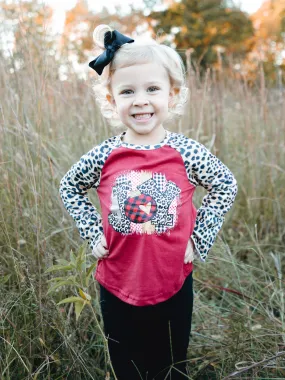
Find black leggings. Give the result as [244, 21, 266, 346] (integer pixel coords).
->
[99, 273, 193, 380]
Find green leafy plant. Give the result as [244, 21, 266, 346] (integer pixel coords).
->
[45, 243, 96, 321]
[45, 244, 95, 320]
[45, 243, 117, 378]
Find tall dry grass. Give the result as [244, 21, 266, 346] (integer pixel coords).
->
[1, 45, 285, 379]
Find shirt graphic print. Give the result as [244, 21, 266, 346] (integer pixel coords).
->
[108, 170, 181, 235]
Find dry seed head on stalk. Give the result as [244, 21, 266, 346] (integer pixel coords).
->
[93, 24, 113, 48]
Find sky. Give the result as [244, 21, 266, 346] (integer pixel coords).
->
[47, 0, 265, 33]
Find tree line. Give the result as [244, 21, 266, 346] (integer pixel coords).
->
[1, 0, 284, 84]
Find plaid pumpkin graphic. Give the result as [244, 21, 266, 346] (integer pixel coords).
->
[124, 194, 157, 223]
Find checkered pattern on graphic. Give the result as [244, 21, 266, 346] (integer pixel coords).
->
[137, 178, 181, 231]
[124, 194, 157, 224]
[108, 170, 181, 235]
[153, 173, 166, 193]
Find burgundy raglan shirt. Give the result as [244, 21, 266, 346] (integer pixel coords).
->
[59, 130, 238, 306]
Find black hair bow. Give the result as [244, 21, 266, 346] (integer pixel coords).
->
[89, 30, 134, 75]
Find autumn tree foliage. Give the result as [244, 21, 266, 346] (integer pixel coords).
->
[251, 0, 285, 40]
[62, 0, 104, 64]
[148, 0, 254, 69]
[249, 0, 285, 84]
[280, 9, 285, 36]
[1, 0, 284, 84]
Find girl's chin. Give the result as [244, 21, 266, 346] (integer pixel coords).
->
[130, 126, 157, 135]
[124, 125, 166, 143]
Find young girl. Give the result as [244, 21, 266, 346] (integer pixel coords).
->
[59, 25, 238, 379]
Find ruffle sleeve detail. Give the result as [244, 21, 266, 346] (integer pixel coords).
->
[59, 146, 104, 250]
[189, 144, 238, 261]
[168, 132, 238, 261]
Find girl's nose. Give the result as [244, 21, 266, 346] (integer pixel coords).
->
[133, 97, 150, 106]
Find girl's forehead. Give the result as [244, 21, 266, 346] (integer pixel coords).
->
[111, 63, 169, 87]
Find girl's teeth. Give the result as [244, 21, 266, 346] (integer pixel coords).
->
[134, 113, 152, 120]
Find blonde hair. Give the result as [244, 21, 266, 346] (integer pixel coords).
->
[91, 25, 188, 128]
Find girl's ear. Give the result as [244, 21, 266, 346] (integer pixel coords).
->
[106, 93, 116, 107]
[169, 87, 179, 107]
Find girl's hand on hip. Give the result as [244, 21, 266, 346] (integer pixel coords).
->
[92, 234, 109, 259]
[184, 238, 195, 264]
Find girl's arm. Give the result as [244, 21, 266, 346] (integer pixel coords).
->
[59, 146, 104, 250]
[186, 140, 238, 262]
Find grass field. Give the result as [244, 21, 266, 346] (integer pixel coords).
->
[1, 51, 285, 379]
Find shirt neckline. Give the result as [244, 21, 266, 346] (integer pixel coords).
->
[118, 130, 170, 150]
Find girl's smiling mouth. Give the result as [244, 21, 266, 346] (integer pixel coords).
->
[132, 113, 154, 121]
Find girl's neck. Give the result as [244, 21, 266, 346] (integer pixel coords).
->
[122, 126, 167, 146]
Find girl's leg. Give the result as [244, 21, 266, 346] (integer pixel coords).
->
[145, 273, 194, 379]
[167, 272, 193, 379]
[99, 272, 194, 380]
[99, 285, 147, 379]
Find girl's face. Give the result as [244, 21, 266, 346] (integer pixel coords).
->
[108, 62, 176, 143]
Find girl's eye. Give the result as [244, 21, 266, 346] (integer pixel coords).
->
[120, 86, 160, 95]
[148, 86, 159, 92]
[121, 90, 133, 95]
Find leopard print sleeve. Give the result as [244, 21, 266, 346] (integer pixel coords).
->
[59, 137, 118, 250]
[168, 133, 238, 262]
